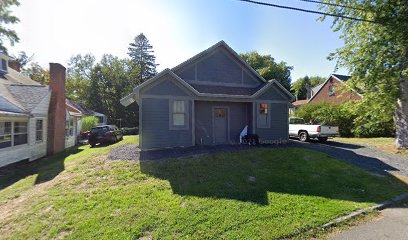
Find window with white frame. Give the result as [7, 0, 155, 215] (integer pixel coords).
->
[170, 100, 188, 129]
[13, 122, 28, 146]
[1, 59, 7, 72]
[329, 85, 335, 96]
[0, 122, 12, 149]
[69, 118, 74, 136]
[65, 118, 74, 137]
[257, 103, 270, 128]
[36, 119, 43, 142]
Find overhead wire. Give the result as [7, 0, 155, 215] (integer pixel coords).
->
[238, 0, 377, 23]
[296, 0, 368, 11]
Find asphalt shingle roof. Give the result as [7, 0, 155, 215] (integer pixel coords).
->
[7, 85, 49, 112]
[189, 83, 265, 96]
[332, 74, 351, 81]
[0, 95, 25, 113]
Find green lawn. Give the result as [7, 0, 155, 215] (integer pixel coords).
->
[0, 135, 407, 239]
[334, 137, 408, 157]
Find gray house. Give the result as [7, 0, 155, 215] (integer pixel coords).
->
[121, 41, 294, 150]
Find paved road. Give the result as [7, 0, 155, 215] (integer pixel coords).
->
[330, 204, 408, 240]
[290, 139, 408, 177]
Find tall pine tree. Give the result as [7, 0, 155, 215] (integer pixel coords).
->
[128, 33, 158, 84]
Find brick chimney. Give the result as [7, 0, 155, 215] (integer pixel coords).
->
[8, 60, 21, 72]
[47, 63, 66, 155]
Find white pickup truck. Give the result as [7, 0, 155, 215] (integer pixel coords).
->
[289, 117, 339, 142]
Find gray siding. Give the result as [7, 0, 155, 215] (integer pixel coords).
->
[195, 101, 250, 145]
[141, 98, 193, 149]
[142, 76, 192, 97]
[256, 84, 288, 101]
[243, 70, 259, 85]
[197, 49, 241, 84]
[256, 103, 288, 141]
[176, 65, 195, 81]
[175, 47, 262, 87]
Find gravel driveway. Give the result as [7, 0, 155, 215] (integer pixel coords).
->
[108, 143, 279, 161]
[108, 139, 408, 177]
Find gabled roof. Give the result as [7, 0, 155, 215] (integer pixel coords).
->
[332, 74, 351, 81]
[172, 40, 266, 85]
[0, 95, 25, 113]
[6, 84, 49, 112]
[0, 67, 41, 86]
[0, 65, 48, 114]
[66, 99, 105, 117]
[189, 83, 265, 96]
[308, 74, 362, 103]
[120, 41, 295, 106]
[311, 82, 324, 95]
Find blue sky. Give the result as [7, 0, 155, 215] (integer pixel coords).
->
[9, 0, 347, 82]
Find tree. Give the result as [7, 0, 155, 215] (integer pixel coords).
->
[240, 51, 293, 91]
[0, 0, 20, 53]
[11, 51, 33, 67]
[291, 76, 326, 100]
[291, 76, 311, 100]
[81, 116, 99, 132]
[66, 54, 95, 102]
[128, 33, 158, 84]
[22, 62, 49, 85]
[319, 1, 408, 148]
[309, 76, 326, 87]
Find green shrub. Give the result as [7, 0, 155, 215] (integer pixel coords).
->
[294, 102, 355, 137]
[293, 100, 394, 137]
[349, 96, 395, 137]
[81, 116, 99, 132]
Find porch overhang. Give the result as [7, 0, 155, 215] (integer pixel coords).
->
[120, 70, 295, 107]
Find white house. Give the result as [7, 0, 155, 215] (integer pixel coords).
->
[0, 54, 82, 167]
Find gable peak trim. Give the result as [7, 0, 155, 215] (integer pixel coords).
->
[171, 40, 266, 84]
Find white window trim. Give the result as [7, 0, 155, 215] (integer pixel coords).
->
[169, 99, 189, 130]
[13, 121, 28, 146]
[35, 118, 44, 143]
[329, 85, 335, 96]
[0, 121, 12, 149]
[257, 102, 271, 128]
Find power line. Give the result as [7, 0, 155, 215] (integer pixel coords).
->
[296, 0, 367, 11]
[238, 0, 377, 23]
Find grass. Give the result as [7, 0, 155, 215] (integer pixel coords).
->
[333, 137, 408, 157]
[0, 135, 407, 239]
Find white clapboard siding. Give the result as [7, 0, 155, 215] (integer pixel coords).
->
[0, 93, 50, 167]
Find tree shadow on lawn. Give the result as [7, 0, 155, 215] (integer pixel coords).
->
[139, 148, 408, 206]
[0, 146, 83, 190]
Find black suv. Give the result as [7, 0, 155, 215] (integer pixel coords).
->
[89, 125, 123, 147]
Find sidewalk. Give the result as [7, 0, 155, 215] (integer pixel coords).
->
[330, 203, 408, 240]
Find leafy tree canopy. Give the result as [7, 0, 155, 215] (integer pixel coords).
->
[11, 51, 33, 67]
[291, 75, 325, 100]
[66, 54, 95, 102]
[240, 51, 293, 91]
[0, 0, 20, 53]
[319, 0, 408, 147]
[22, 62, 49, 85]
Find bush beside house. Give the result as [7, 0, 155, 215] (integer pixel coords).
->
[293, 99, 395, 137]
[81, 116, 99, 132]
